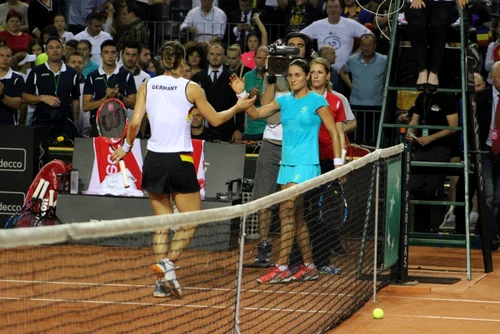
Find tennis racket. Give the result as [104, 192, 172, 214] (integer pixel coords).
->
[96, 98, 130, 188]
[7, 180, 50, 228]
[38, 189, 63, 226]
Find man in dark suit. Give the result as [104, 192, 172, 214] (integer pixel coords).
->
[472, 62, 500, 250]
[227, 0, 261, 48]
[191, 43, 244, 143]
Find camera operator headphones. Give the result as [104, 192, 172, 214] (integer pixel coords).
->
[284, 32, 313, 60]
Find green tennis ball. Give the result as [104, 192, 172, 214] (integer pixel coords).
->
[373, 308, 384, 319]
[35, 53, 48, 66]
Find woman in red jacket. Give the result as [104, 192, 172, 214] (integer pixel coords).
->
[0, 10, 32, 54]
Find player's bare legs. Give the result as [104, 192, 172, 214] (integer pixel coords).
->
[294, 195, 314, 265]
[277, 183, 297, 266]
[166, 192, 202, 262]
[149, 192, 174, 262]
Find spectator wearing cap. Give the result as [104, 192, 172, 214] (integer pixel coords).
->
[0, 10, 33, 54]
[73, 12, 112, 66]
[27, 0, 59, 39]
[0, 0, 29, 32]
[0, 44, 24, 125]
[300, 0, 372, 72]
[23, 37, 80, 140]
[10, 51, 35, 126]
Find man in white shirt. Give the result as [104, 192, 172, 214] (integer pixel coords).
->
[300, 0, 372, 71]
[180, 0, 227, 43]
[73, 12, 112, 66]
[193, 0, 218, 6]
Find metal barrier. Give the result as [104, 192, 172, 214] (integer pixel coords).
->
[351, 109, 381, 146]
[145, 20, 285, 54]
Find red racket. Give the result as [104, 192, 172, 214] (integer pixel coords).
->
[96, 98, 130, 188]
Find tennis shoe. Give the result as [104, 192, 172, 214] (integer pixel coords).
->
[318, 264, 341, 275]
[152, 258, 182, 298]
[257, 266, 292, 284]
[288, 265, 319, 282]
[254, 240, 272, 264]
[153, 280, 171, 298]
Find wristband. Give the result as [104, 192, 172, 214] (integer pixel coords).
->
[122, 140, 132, 153]
[236, 91, 248, 99]
[334, 158, 343, 166]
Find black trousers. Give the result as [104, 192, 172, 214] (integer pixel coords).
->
[405, 1, 458, 73]
[409, 145, 452, 232]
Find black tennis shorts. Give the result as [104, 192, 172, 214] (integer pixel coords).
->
[142, 151, 201, 194]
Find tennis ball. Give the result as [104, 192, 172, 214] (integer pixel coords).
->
[35, 53, 48, 66]
[56, 136, 65, 143]
[373, 308, 384, 319]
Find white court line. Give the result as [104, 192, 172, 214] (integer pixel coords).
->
[0, 296, 336, 314]
[382, 295, 500, 305]
[396, 314, 500, 323]
[0, 279, 353, 298]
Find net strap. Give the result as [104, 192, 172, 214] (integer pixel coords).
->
[0, 144, 404, 248]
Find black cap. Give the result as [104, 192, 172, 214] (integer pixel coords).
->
[45, 36, 64, 46]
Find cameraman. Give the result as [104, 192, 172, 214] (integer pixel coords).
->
[251, 32, 312, 266]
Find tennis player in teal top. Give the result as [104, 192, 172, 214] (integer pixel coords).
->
[230, 58, 343, 284]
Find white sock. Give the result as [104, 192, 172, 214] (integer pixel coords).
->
[304, 263, 316, 269]
[278, 265, 288, 271]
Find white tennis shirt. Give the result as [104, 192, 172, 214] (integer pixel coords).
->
[146, 75, 194, 153]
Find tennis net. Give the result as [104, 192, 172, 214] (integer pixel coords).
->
[0, 144, 403, 333]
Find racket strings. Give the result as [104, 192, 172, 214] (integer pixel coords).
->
[98, 101, 127, 139]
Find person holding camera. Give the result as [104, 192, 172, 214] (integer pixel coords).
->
[231, 58, 342, 283]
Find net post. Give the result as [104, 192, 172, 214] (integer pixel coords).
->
[398, 145, 411, 283]
[233, 207, 247, 334]
[373, 163, 380, 302]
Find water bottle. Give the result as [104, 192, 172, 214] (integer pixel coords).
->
[70, 169, 79, 194]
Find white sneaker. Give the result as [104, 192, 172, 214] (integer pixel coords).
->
[470, 212, 479, 224]
[152, 258, 182, 298]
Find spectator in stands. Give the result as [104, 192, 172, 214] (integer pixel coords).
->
[234, 58, 342, 283]
[180, 0, 227, 43]
[117, 2, 149, 53]
[474, 62, 500, 250]
[241, 13, 268, 69]
[301, 0, 372, 72]
[74, 12, 113, 66]
[405, 0, 464, 91]
[340, 34, 386, 144]
[28, 39, 44, 57]
[0, 10, 33, 54]
[341, 0, 374, 25]
[191, 108, 223, 141]
[68, 0, 105, 35]
[485, 17, 500, 77]
[137, 45, 156, 77]
[226, 44, 252, 78]
[186, 43, 205, 77]
[318, 45, 342, 93]
[227, 0, 260, 47]
[279, 0, 321, 34]
[54, 13, 74, 43]
[66, 51, 89, 137]
[0, 0, 29, 32]
[77, 40, 99, 78]
[10, 52, 34, 126]
[0, 45, 24, 125]
[41, 25, 59, 45]
[406, 92, 458, 232]
[191, 43, 243, 142]
[242, 45, 268, 140]
[64, 39, 78, 59]
[23, 37, 80, 140]
[183, 63, 193, 80]
[82, 40, 137, 137]
[121, 40, 150, 133]
[28, 0, 59, 39]
[149, 58, 165, 76]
